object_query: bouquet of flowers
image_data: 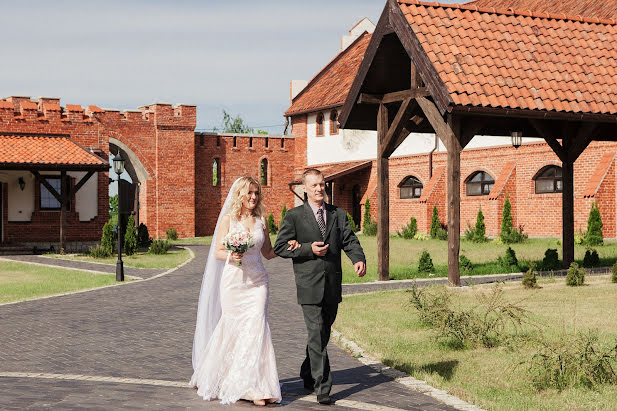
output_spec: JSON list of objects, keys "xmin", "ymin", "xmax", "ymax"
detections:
[{"xmin": 222, "ymin": 231, "xmax": 254, "ymax": 266}]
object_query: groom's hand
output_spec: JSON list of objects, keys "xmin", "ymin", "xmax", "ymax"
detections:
[
  {"xmin": 311, "ymin": 241, "xmax": 329, "ymax": 257},
  {"xmin": 354, "ymin": 261, "xmax": 366, "ymax": 277}
]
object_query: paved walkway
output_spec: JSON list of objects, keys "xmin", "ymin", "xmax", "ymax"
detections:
[{"xmin": 0, "ymin": 246, "xmax": 459, "ymax": 410}]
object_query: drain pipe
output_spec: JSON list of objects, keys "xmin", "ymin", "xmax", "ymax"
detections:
[{"xmin": 429, "ymin": 133, "xmax": 438, "ymax": 178}]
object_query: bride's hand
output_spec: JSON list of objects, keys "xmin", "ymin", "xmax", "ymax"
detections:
[
  {"xmin": 287, "ymin": 240, "xmax": 300, "ymax": 251},
  {"xmin": 229, "ymin": 251, "xmax": 244, "ymax": 263}
]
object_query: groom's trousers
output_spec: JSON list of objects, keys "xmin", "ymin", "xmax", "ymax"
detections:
[{"xmin": 300, "ymin": 301, "xmax": 339, "ymax": 397}]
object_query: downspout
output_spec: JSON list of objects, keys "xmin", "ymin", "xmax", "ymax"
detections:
[{"xmin": 429, "ymin": 133, "xmax": 438, "ymax": 178}]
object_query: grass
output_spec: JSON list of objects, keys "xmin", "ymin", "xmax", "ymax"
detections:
[
  {"xmin": 336, "ymin": 276, "xmax": 617, "ymax": 411},
  {"xmin": 170, "ymin": 236, "xmax": 213, "ymax": 245},
  {"xmin": 341, "ymin": 235, "xmax": 617, "ymax": 283},
  {"xmin": 50, "ymin": 247, "xmax": 191, "ymax": 269},
  {"xmin": 0, "ymin": 261, "xmax": 118, "ymax": 304}
]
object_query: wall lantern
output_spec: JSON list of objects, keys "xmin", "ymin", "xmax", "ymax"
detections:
[
  {"xmin": 18, "ymin": 177, "xmax": 26, "ymax": 191},
  {"xmin": 112, "ymin": 153, "xmax": 125, "ymax": 175},
  {"xmin": 511, "ymin": 131, "xmax": 523, "ymax": 149}
]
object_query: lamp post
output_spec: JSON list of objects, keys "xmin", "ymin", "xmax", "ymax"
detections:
[
  {"xmin": 113, "ymin": 153, "xmax": 125, "ymax": 282},
  {"xmin": 511, "ymin": 131, "xmax": 522, "ymax": 149}
]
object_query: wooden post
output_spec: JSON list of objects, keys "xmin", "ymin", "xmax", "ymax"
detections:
[
  {"xmin": 60, "ymin": 170, "xmax": 67, "ymax": 253},
  {"xmin": 446, "ymin": 115, "xmax": 462, "ymax": 286},
  {"xmin": 562, "ymin": 160, "xmax": 574, "ymax": 268},
  {"xmin": 377, "ymin": 103, "xmax": 389, "ymax": 281}
]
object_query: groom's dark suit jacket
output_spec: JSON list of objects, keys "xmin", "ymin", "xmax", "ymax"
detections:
[{"xmin": 274, "ymin": 202, "xmax": 365, "ymax": 305}]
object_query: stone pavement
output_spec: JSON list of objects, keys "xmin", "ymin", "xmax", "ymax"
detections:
[{"xmin": 0, "ymin": 246, "xmax": 459, "ymax": 410}]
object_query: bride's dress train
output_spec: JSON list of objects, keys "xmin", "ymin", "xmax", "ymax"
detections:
[{"xmin": 190, "ymin": 217, "xmax": 281, "ymax": 404}]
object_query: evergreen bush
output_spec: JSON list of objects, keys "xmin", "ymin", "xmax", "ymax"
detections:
[
  {"xmin": 473, "ymin": 208, "xmax": 487, "ymax": 243},
  {"xmin": 281, "ymin": 204, "xmax": 287, "ymax": 223},
  {"xmin": 611, "ymin": 262, "xmax": 617, "ymax": 283},
  {"xmin": 398, "ymin": 217, "xmax": 418, "ymax": 239},
  {"xmin": 124, "ymin": 215, "xmax": 138, "ymax": 256},
  {"xmin": 463, "ymin": 223, "xmax": 475, "ymax": 241},
  {"xmin": 459, "ymin": 254, "xmax": 473, "ymax": 273},
  {"xmin": 166, "ymin": 228, "xmax": 178, "ymax": 241},
  {"xmin": 362, "ymin": 198, "xmax": 377, "ymax": 236},
  {"xmin": 430, "ymin": 205, "xmax": 440, "ymax": 239},
  {"xmin": 566, "ymin": 262, "xmax": 585, "ymax": 286},
  {"xmin": 88, "ymin": 244, "xmax": 111, "ymax": 258},
  {"xmin": 347, "ymin": 212, "xmax": 360, "ymax": 233},
  {"xmin": 101, "ymin": 221, "xmax": 116, "ymax": 256},
  {"xmin": 541, "ymin": 249, "xmax": 560, "ymax": 271},
  {"xmin": 436, "ymin": 226, "xmax": 448, "ymax": 241},
  {"xmin": 500, "ymin": 196, "xmax": 514, "ymax": 242},
  {"xmin": 137, "ymin": 223, "xmax": 152, "ymax": 248},
  {"xmin": 267, "ymin": 212, "xmax": 278, "ymax": 234},
  {"xmin": 418, "ymin": 250, "xmax": 434, "ymax": 273},
  {"xmin": 583, "ymin": 249, "xmax": 600, "ymax": 268},
  {"xmin": 585, "ymin": 202, "xmax": 603, "ymax": 246},
  {"xmin": 498, "ymin": 247, "xmax": 519, "ymax": 269},
  {"xmin": 522, "ymin": 266, "xmax": 538, "ymax": 289},
  {"xmin": 149, "ymin": 239, "xmax": 171, "ymax": 255}
]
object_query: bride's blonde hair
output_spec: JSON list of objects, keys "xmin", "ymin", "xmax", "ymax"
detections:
[{"xmin": 230, "ymin": 176, "xmax": 265, "ymax": 220}]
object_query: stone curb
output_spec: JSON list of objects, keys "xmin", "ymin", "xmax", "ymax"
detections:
[
  {"xmin": 0, "ymin": 246, "xmax": 195, "ymax": 308},
  {"xmin": 331, "ymin": 329, "xmax": 485, "ymax": 411},
  {"xmin": 36, "ymin": 254, "xmax": 166, "ymax": 271},
  {"xmin": 0, "ymin": 257, "xmax": 143, "ymax": 279}
]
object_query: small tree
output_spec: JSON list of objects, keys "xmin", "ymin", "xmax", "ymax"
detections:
[
  {"xmin": 473, "ymin": 208, "xmax": 487, "ymax": 243},
  {"xmin": 582, "ymin": 249, "xmax": 600, "ymax": 267},
  {"xmin": 398, "ymin": 217, "xmax": 418, "ymax": 239},
  {"xmin": 101, "ymin": 221, "xmax": 116, "ymax": 255},
  {"xmin": 498, "ymin": 247, "xmax": 519, "ymax": 270},
  {"xmin": 522, "ymin": 265, "xmax": 538, "ymax": 289},
  {"xmin": 124, "ymin": 215, "xmax": 138, "ymax": 256},
  {"xmin": 585, "ymin": 202, "xmax": 603, "ymax": 246},
  {"xmin": 137, "ymin": 223, "xmax": 152, "ymax": 248},
  {"xmin": 430, "ymin": 205, "xmax": 440, "ymax": 239},
  {"xmin": 363, "ymin": 198, "xmax": 377, "ymax": 236},
  {"xmin": 347, "ymin": 212, "xmax": 360, "ymax": 233},
  {"xmin": 611, "ymin": 262, "xmax": 617, "ymax": 283},
  {"xmin": 459, "ymin": 254, "xmax": 473, "ymax": 273},
  {"xmin": 281, "ymin": 204, "xmax": 287, "ymax": 223},
  {"xmin": 166, "ymin": 228, "xmax": 178, "ymax": 241},
  {"xmin": 500, "ymin": 196, "xmax": 513, "ymax": 242},
  {"xmin": 267, "ymin": 212, "xmax": 278, "ymax": 234},
  {"xmin": 418, "ymin": 250, "xmax": 434, "ymax": 273},
  {"xmin": 566, "ymin": 262, "xmax": 585, "ymax": 286},
  {"xmin": 541, "ymin": 249, "xmax": 560, "ymax": 271}
]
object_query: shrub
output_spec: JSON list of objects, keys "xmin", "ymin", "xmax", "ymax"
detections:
[
  {"xmin": 267, "ymin": 212, "xmax": 278, "ymax": 234},
  {"xmin": 166, "ymin": 228, "xmax": 178, "ymax": 241},
  {"xmin": 362, "ymin": 198, "xmax": 377, "ymax": 236},
  {"xmin": 463, "ymin": 223, "xmax": 475, "ymax": 241},
  {"xmin": 473, "ymin": 208, "xmax": 487, "ymax": 242},
  {"xmin": 498, "ymin": 247, "xmax": 519, "ymax": 269},
  {"xmin": 500, "ymin": 195, "xmax": 514, "ymax": 242},
  {"xmin": 612, "ymin": 262, "xmax": 617, "ymax": 283},
  {"xmin": 418, "ymin": 250, "xmax": 434, "ymax": 273},
  {"xmin": 124, "ymin": 215, "xmax": 138, "ymax": 256},
  {"xmin": 149, "ymin": 239, "xmax": 171, "ymax": 254},
  {"xmin": 398, "ymin": 217, "xmax": 418, "ymax": 239},
  {"xmin": 413, "ymin": 232, "xmax": 429, "ymax": 241},
  {"xmin": 430, "ymin": 205, "xmax": 440, "ymax": 239},
  {"xmin": 137, "ymin": 223, "xmax": 152, "ymax": 248},
  {"xmin": 566, "ymin": 262, "xmax": 585, "ymax": 286},
  {"xmin": 280, "ymin": 204, "xmax": 287, "ymax": 223},
  {"xmin": 541, "ymin": 249, "xmax": 560, "ymax": 271},
  {"xmin": 585, "ymin": 202, "xmax": 603, "ymax": 246},
  {"xmin": 436, "ymin": 226, "xmax": 448, "ymax": 241},
  {"xmin": 574, "ymin": 229, "xmax": 586, "ymax": 245},
  {"xmin": 522, "ymin": 265, "xmax": 538, "ymax": 289},
  {"xmin": 459, "ymin": 254, "xmax": 473, "ymax": 273},
  {"xmin": 88, "ymin": 244, "xmax": 111, "ymax": 258},
  {"xmin": 583, "ymin": 249, "xmax": 600, "ymax": 268},
  {"xmin": 347, "ymin": 212, "xmax": 360, "ymax": 233},
  {"xmin": 101, "ymin": 220, "xmax": 116, "ymax": 255}
]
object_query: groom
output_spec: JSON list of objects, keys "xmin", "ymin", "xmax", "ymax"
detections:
[{"xmin": 274, "ymin": 168, "xmax": 366, "ymax": 405}]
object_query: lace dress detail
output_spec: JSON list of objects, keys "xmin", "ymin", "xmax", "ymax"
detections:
[{"xmin": 189, "ymin": 216, "xmax": 281, "ymax": 404}]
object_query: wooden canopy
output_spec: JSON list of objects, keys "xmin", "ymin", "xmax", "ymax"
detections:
[{"xmin": 339, "ymin": 0, "xmax": 617, "ymax": 285}]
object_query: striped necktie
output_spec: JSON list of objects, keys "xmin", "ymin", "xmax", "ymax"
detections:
[{"xmin": 317, "ymin": 208, "xmax": 326, "ymax": 239}]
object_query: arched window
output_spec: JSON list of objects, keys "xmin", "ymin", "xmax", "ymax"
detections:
[
  {"xmin": 399, "ymin": 176, "xmax": 423, "ymax": 199},
  {"xmin": 233, "ymin": 136, "xmax": 237, "ymax": 147},
  {"xmin": 330, "ymin": 110, "xmax": 338, "ymax": 134},
  {"xmin": 249, "ymin": 137, "xmax": 253, "ymax": 148},
  {"xmin": 534, "ymin": 165, "xmax": 562, "ymax": 193},
  {"xmin": 260, "ymin": 158, "xmax": 268, "ymax": 186},
  {"xmin": 212, "ymin": 159, "xmax": 220, "ymax": 186},
  {"xmin": 316, "ymin": 113, "xmax": 324, "ymax": 136},
  {"xmin": 466, "ymin": 171, "xmax": 494, "ymax": 196}
]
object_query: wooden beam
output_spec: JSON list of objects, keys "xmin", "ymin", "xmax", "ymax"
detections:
[
  {"xmin": 529, "ymin": 119, "xmax": 566, "ymax": 161},
  {"xmin": 446, "ymin": 114, "xmax": 462, "ymax": 287},
  {"xmin": 377, "ymin": 103, "xmax": 390, "ymax": 282},
  {"xmin": 31, "ymin": 170, "xmax": 62, "ymax": 203},
  {"xmin": 568, "ymin": 123, "xmax": 597, "ymax": 162},
  {"xmin": 416, "ymin": 96, "xmax": 456, "ymax": 152},
  {"xmin": 381, "ymin": 98, "xmax": 418, "ymax": 157},
  {"xmin": 358, "ymin": 93, "xmax": 383, "ymax": 104},
  {"xmin": 69, "ymin": 170, "xmax": 96, "ymax": 198},
  {"xmin": 358, "ymin": 88, "xmax": 429, "ymax": 105},
  {"xmin": 460, "ymin": 117, "xmax": 486, "ymax": 148},
  {"xmin": 562, "ymin": 159, "xmax": 574, "ymax": 269},
  {"xmin": 60, "ymin": 170, "xmax": 67, "ymax": 253}
]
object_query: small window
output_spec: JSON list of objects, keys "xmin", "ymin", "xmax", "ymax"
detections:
[
  {"xmin": 316, "ymin": 113, "xmax": 324, "ymax": 136},
  {"xmin": 399, "ymin": 176, "xmax": 423, "ymax": 199},
  {"xmin": 465, "ymin": 171, "xmax": 494, "ymax": 196},
  {"xmin": 330, "ymin": 110, "xmax": 338, "ymax": 134},
  {"xmin": 40, "ymin": 177, "xmax": 70, "ymax": 210},
  {"xmin": 212, "ymin": 159, "xmax": 220, "ymax": 186},
  {"xmin": 216, "ymin": 135, "xmax": 220, "ymax": 147},
  {"xmin": 260, "ymin": 158, "xmax": 268, "ymax": 186},
  {"xmin": 233, "ymin": 136, "xmax": 237, "ymax": 148},
  {"xmin": 249, "ymin": 137, "xmax": 253, "ymax": 148},
  {"xmin": 281, "ymin": 138, "xmax": 285, "ymax": 149},
  {"xmin": 534, "ymin": 165, "xmax": 562, "ymax": 194},
  {"xmin": 265, "ymin": 137, "xmax": 269, "ymax": 148},
  {"xmin": 199, "ymin": 135, "xmax": 204, "ymax": 147}
]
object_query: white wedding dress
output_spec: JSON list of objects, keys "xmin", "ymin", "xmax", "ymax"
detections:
[{"xmin": 190, "ymin": 216, "xmax": 281, "ymax": 404}]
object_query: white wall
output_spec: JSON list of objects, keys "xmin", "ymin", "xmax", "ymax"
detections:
[
  {"xmin": 71, "ymin": 171, "xmax": 98, "ymax": 221},
  {"xmin": 0, "ymin": 171, "xmax": 35, "ymax": 221}
]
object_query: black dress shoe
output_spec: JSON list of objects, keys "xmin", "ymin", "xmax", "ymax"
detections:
[{"xmin": 316, "ymin": 394, "xmax": 333, "ymax": 405}]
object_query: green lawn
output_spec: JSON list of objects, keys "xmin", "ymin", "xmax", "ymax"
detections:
[
  {"xmin": 0, "ymin": 261, "xmax": 118, "ymax": 304},
  {"xmin": 170, "ymin": 236, "xmax": 213, "ymax": 245},
  {"xmin": 341, "ymin": 235, "xmax": 617, "ymax": 283},
  {"xmin": 336, "ymin": 276, "xmax": 617, "ymax": 410},
  {"xmin": 51, "ymin": 247, "xmax": 191, "ymax": 269}
]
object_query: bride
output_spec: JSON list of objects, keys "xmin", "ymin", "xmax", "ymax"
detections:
[{"xmin": 190, "ymin": 176, "xmax": 298, "ymax": 405}]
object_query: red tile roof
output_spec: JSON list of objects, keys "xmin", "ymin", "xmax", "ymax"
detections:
[
  {"xmin": 0, "ymin": 135, "xmax": 108, "ymax": 170},
  {"xmin": 291, "ymin": 160, "xmax": 372, "ymax": 184},
  {"xmin": 488, "ymin": 161, "xmax": 516, "ymax": 200},
  {"xmin": 398, "ymin": 0, "xmax": 617, "ymax": 115},
  {"xmin": 285, "ymin": 34, "xmax": 371, "ymax": 116},
  {"xmin": 583, "ymin": 151, "xmax": 616, "ymax": 197},
  {"xmin": 469, "ymin": 0, "xmax": 617, "ymax": 20}
]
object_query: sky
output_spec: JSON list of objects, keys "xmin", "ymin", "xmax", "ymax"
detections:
[{"xmin": 0, "ymin": 0, "xmax": 460, "ymax": 135}]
